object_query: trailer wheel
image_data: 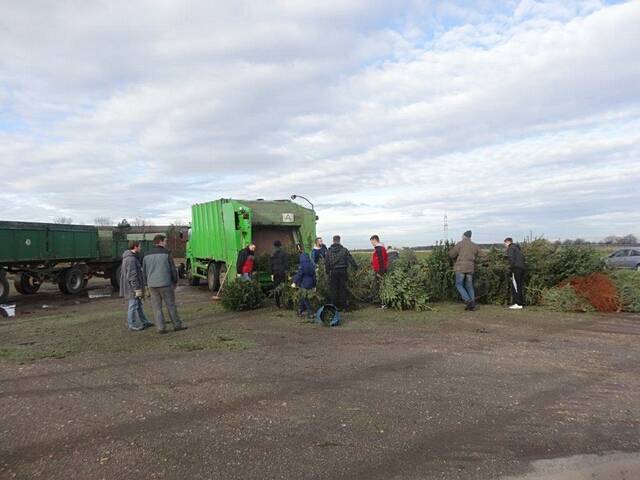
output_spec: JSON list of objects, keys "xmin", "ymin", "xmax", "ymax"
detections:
[
  {"xmin": 187, "ymin": 263, "xmax": 200, "ymax": 286},
  {"xmin": 207, "ymin": 263, "xmax": 219, "ymax": 292},
  {"xmin": 0, "ymin": 273, "xmax": 9, "ymax": 303},
  {"xmin": 14, "ymin": 273, "xmax": 41, "ymax": 295},
  {"xmin": 61, "ymin": 267, "xmax": 85, "ymax": 295},
  {"xmin": 110, "ymin": 265, "xmax": 122, "ymax": 290},
  {"xmin": 14, "ymin": 277, "xmax": 26, "ymax": 294}
]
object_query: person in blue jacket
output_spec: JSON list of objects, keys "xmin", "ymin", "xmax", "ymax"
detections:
[
  {"xmin": 292, "ymin": 248, "xmax": 317, "ymax": 318},
  {"xmin": 311, "ymin": 237, "xmax": 328, "ymax": 264}
]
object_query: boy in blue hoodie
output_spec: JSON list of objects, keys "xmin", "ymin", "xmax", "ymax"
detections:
[{"xmin": 292, "ymin": 248, "xmax": 317, "ymax": 319}]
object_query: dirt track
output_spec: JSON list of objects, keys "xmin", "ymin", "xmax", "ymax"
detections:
[{"xmin": 1, "ymin": 281, "xmax": 639, "ymax": 479}]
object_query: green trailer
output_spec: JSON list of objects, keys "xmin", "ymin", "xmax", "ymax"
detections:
[
  {"xmin": 185, "ymin": 199, "xmax": 317, "ymax": 290},
  {"xmin": 0, "ymin": 221, "xmax": 154, "ymax": 303}
]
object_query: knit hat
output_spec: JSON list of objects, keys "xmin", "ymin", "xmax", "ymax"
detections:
[
  {"xmin": 463, "ymin": 230, "xmax": 472, "ymax": 238},
  {"xmin": 274, "ymin": 240, "xmax": 282, "ymax": 247}
]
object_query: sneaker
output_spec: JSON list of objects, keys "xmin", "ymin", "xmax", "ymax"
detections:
[
  {"xmin": 143, "ymin": 322, "xmax": 154, "ymax": 329},
  {"xmin": 468, "ymin": 302, "xmax": 476, "ymax": 311},
  {"xmin": 509, "ymin": 304, "xmax": 523, "ymax": 310},
  {"xmin": 174, "ymin": 326, "xmax": 188, "ymax": 332},
  {"xmin": 129, "ymin": 326, "xmax": 144, "ymax": 331},
  {"xmin": 377, "ymin": 305, "xmax": 387, "ymax": 310},
  {"xmin": 157, "ymin": 329, "xmax": 168, "ymax": 334}
]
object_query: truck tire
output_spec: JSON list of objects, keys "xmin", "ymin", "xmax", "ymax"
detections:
[
  {"xmin": 216, "ymin": 262, "xmax": 227, "ymax": 291},
  {"xmin": 110, "ymin": 265, "xmax": 122, "ymax": 290},
  {"xmin": 207, "ymin": 262, "xmax": 219, "ymax": 292},
  {"xmin": 14, "ymin": 273, "xmax": 41, "ymax": 295},
  {"xmin": 187, "ymin": 263, "xmax": 200, "ymax": 286},
  {"xmin": 61, "ymin": 267, "xmax": 85, "ymax": 295},
  {"xmin": 0, "ymin": 272, "xmax": 9, "ymax": 303}
]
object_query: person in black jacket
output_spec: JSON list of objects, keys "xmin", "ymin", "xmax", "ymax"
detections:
[
  {"xmin": 324, "ymin": 235, "xmax": 358, "ymax": 310},
  {"xmin": 504, "ymin": 237, "xmax": 526, "ymax": 309},
  {"xmin": 270, "ymin": 240, "xmax": 289, "ymax": 307}
]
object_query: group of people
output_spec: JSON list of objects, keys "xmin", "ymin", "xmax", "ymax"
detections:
[
  {"xmin": 448, "ymin": 230, "xmax": 526, "ymax": 310},
  {"xmin": 233, "ymin": 235, "xmax": 393, "ymax": 317},
  {"xmin": 119, "ymin": 234, "xmax": 187, "ymax": 333},
  {"xmin": 120, "ymin": 230, "xmax": 526, "ymax": 331}
]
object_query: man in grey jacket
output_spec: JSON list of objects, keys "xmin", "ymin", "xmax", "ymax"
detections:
[
  {"xmin": 120, "ymin": 241, "xmax": 153, "ymax": 331},
  {"xmin": 143, "ymin": 234, "xmax": 186, "ymax": 334},
  {"xmin": 448, "ymin": 230, "xmax": 482, "ymax": 311}
]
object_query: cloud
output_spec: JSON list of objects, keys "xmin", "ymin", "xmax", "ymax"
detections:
[{"xmin": 1, "ymin": 0, "xmax": 639, "ymax": 247}]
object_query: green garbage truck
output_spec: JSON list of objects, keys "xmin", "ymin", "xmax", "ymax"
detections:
[
  {"xmin": 185, "ymin": 199, "xmax": 317, "ymax": 290},
  {"xmin": 0, "ymin": 221, "xmax": 153, "ymax": 303}
]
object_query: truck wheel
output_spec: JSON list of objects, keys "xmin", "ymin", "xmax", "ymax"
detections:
[
  {"xmin": 110, "ymin": 265, "xmax": 122, "ymax": 290},
  {"xmin": 216, "ymin": 262, "xmax": 227, "ymax": 291},
  {"xmin": 14, "ymin": 273, "xmax": 41, "ymax": 295},
  {"xmin": 187, "ymin": 263, "xmax": 200, "ymax": 286},
  {"xmin": 61, "ymin": 267, "xmax": 85, "ymax": 295},
  {"xmin": 207, "ymin": 263, "xmax": 219, "ymax": 291},
  {"xmin": 0, "ymin": 273, "xmax": 9, "ymax": 303}
]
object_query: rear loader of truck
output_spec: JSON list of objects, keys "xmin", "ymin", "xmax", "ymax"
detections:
[{"xmin": 185, "ymin": 199, "xmax": 317, "ymax": 291}]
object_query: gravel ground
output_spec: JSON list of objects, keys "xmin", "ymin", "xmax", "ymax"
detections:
[{"xmin": 1, "ymin": 280, "xmax": 639, "ymax": 479}]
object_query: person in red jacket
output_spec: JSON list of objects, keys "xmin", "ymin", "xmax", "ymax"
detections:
[
  {"xmin": 370, "ymin": 235, "xmax": 389, "ymax": 309},
  {"xmin": 236, "ymin": 244, "xmax": 256, "ymax": 280}
]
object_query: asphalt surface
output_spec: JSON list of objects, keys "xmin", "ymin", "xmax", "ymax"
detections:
[{"xmin": 1, "ymin": 282, "xmax": 639, "ymax": 479}]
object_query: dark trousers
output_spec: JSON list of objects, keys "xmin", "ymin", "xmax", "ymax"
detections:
[
  {"xmin": 511, "ymin": 268, "xmax": 526, "ymax": 305},
  {"xmin": 298, "ymin": 289, "xmax": 312, "ymax": 315},
  {"xmin": 149, "ymin": 286, "xmax": 181, "ymax": 331},
  {"xmin": 329, "ymin": 269, "xmax": 348, "ymax": 310},
  {"xmin": 273, "ymin": 272, "xmax": 286, "ymax": 307},
  {"xmin": 373, "ymin": 272, "xmax": 384, "ymax": 304}
]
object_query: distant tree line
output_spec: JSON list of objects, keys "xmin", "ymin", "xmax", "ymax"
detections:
[{"xmin": 557, "ymin": 234, "xmax": 638, "ymax": 245}]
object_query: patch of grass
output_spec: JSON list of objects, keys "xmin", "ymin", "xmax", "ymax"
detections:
[{"xmin": 0, "ymin": 302, "xmax": 250, "ymax": 363}]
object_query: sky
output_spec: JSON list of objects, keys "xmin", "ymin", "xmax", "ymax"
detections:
[{"xmin": 1, "ymin": 0, "xmax": 639, "ymax": 248}]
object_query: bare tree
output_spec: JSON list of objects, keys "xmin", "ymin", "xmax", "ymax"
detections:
[
  {"xmin": 620, "ymin": 234, "xmax": 638, "ymax": 245},
  {"xmin": 53, "ymin": 216, "xmax": 73, "ymax": 224},
  {"xmin": 94, "ymin": 216, "xmax": 113, "ymax": 226},
  {"xmin": 132, "ymin": 217, "xmax": 154, "ymax": 228}
]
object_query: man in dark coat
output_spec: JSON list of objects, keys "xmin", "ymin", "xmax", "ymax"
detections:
[
  {"xmin": 270, "ymin": 240, "xmax": 289, "ymax": 307},
  {"xmin": 504, "ymin": 237, "xmax": 526, "ymax": 309},
  {"xmin": 311, "ymin": 237, "xmax": 328, "ymax": 264},
  {"xmin": 120, "ymin": 241, "xmax": 153, "ymax": 331},
  {"xmin": 324, "ymin": 235, "xmax": 358, "ymax": 310}
]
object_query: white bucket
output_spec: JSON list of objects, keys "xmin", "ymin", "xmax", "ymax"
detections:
[{"xmin": 0, "ymin": 304, "xmax": 16, "ymax": 317}]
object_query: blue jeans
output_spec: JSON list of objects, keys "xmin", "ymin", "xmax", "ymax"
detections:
[
  {"xmin": 127, "ymin": 298, "xmax": 150, "ymax": 329},
  {"xmin": 455, "ymin": 273, "xmax": 475, "ymax": 303}
]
